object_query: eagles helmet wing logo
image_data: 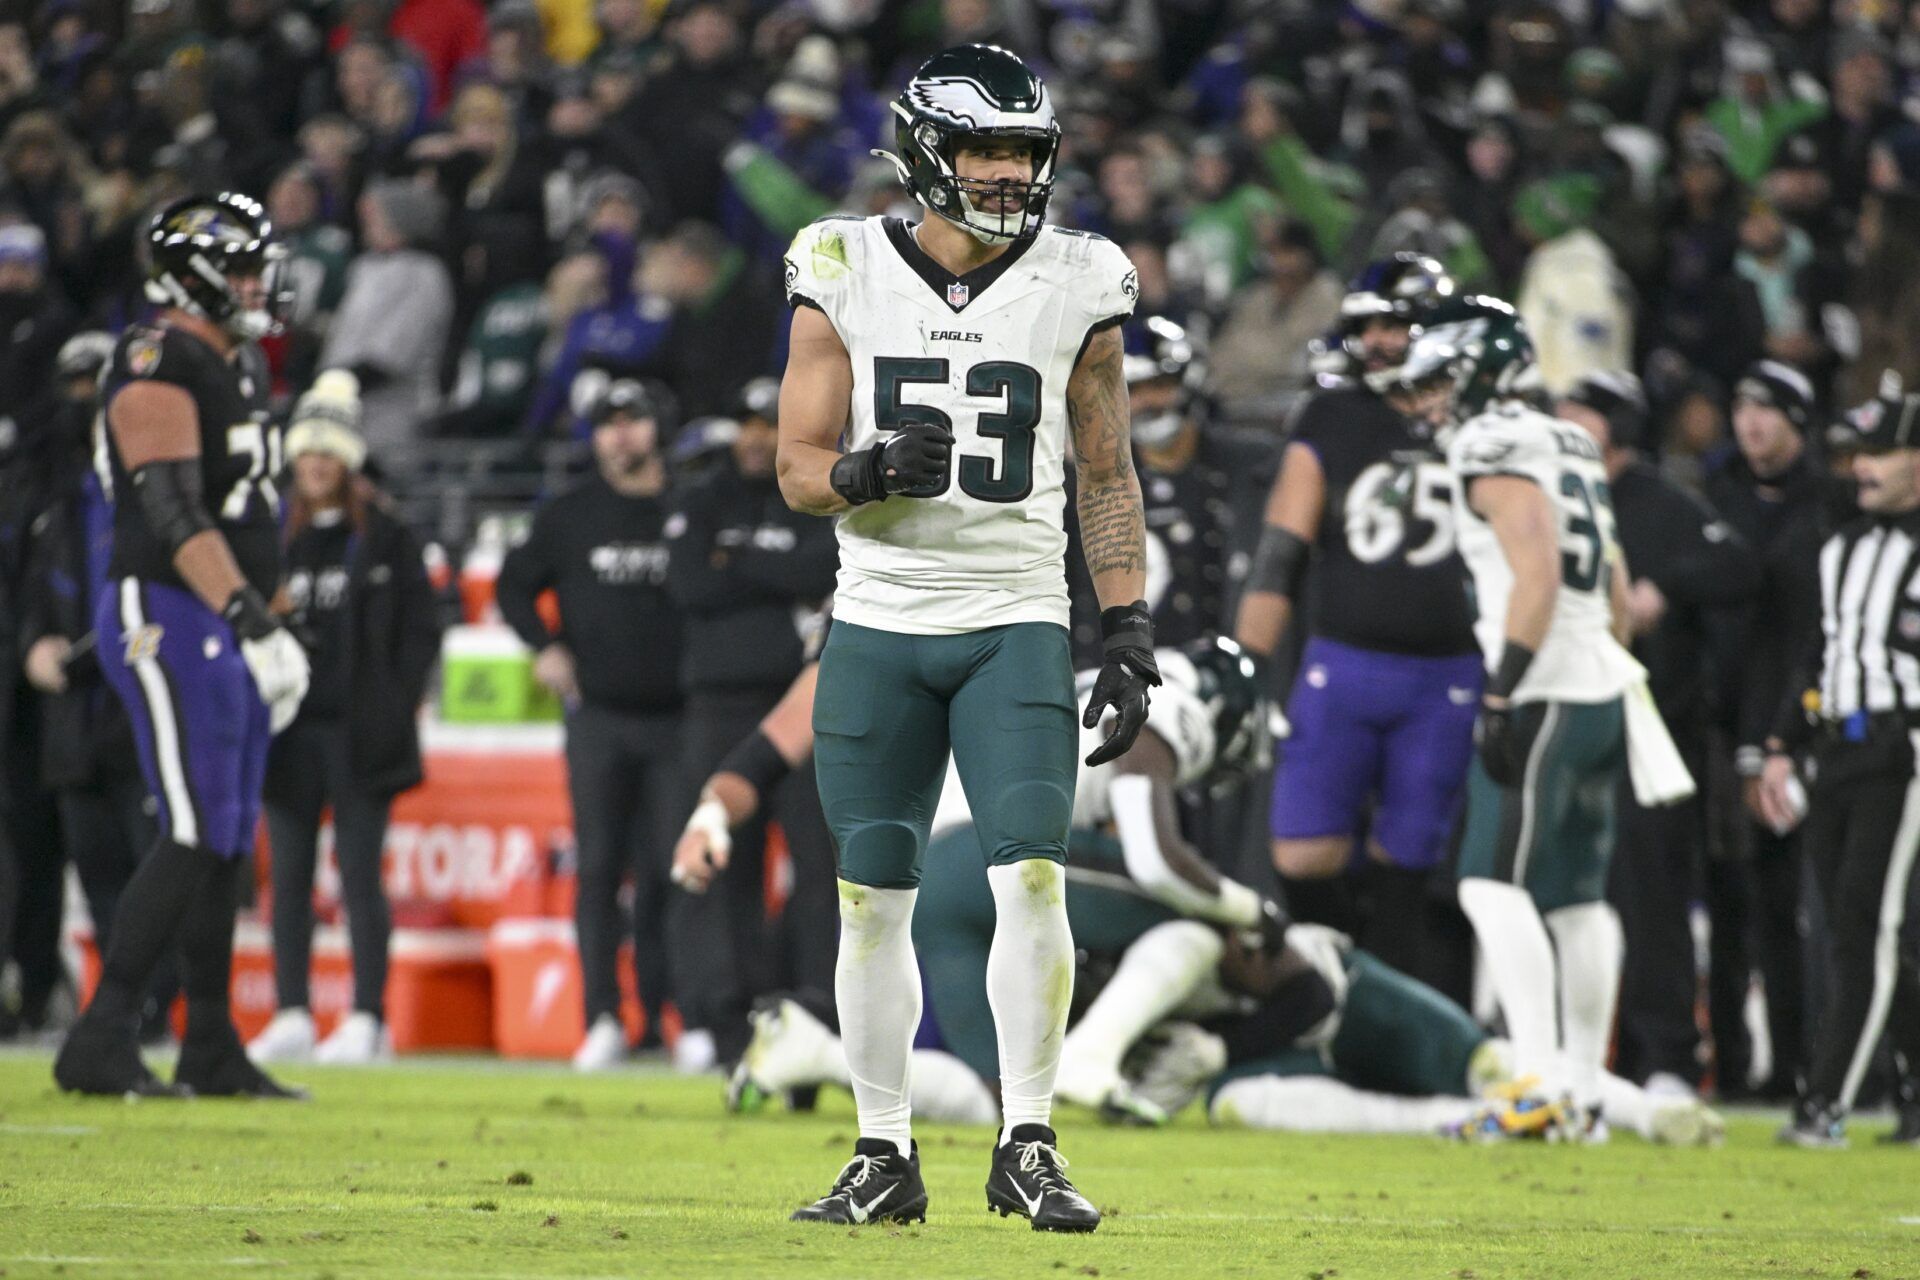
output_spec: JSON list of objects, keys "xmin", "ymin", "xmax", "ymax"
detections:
[{"xmin": 904, "ymin": 74, "xmax": 1045, "ymax": 130}]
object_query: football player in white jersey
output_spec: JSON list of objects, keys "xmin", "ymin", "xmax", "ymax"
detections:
[
  {"xmin": 774, "ymin": 45, "xmax": 1154, "ymax": 1230},
  {"xmin": 1384, "ymin": 297, "xmax": 1643, "ymax": 1133}
]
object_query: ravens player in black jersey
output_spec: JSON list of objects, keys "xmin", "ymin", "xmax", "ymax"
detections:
[
  {"xmin": 53, "ymin": 193, "xmax": 311, "ymax": 1099},
  {"xmin": 1233, "ymin": 254, "xmax": 1480, "ymax": 991}
]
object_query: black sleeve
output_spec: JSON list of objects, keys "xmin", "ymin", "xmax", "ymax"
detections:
[
  {"xmin": 16, "ymin": 509, "xmax": 56, "ymax": 656},
  {"xmin": 1637, "ymin": 487, "xmax": 1762, "ymax": 609},
  {"xmin": 106, "ymin": 327, "xmax": 198, "ymax": 394},
  {"xmin": 495, "ymin": 503, "xmax": 560, "ymax": 650},
  {"xmin": 386, "ymin": 519, "xmax": 444, "ymax": 705},
  {"xmin": 727, "ymin": 513, "xmax": 839, "ymax": 600},
  {"xmin": 1749, "ymin": 524, "xmax": 1829, "ymax": 750},
  {"xmin": 1280, "ymin": 392, "xmax": 1341, "ymax": 466},
  {"xmin": 663, "ymin": 488, "xmax": 745, "ymax": 614}
]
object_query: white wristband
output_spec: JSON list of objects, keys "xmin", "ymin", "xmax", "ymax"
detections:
[{"xmin": 686, "ymin": 793, "xmax": 732, "ymax": 859}]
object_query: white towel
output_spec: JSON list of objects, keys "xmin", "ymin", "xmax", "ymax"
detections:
[{"xmin": 1624, "ymin": 677, "xmax": 1696, "ymax": 807}]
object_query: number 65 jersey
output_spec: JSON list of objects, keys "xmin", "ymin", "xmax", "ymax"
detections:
[
  {"xmin": 99, "ymin": 322, "xmax": 282, "ymax": 598},
  {"xmin": 1447, "ymin": 402, "xmax": 1642, "ymax": 704},
  {"xmin": 785, "ymin": 215, "xmax": 1136, "ymax": 635}
]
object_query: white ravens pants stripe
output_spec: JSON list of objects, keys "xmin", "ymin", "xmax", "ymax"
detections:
[
  {"xmin": 1838, "ymin": 729, "xmax": 1920, "ymax": 1111},
  {"xmin": 119, "ymin": 577, "xmax": 199, "ymax": 847}
]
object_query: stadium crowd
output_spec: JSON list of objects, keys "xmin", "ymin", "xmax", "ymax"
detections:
[{"xmin": 1, "ymin": 0, "xmax": 1919, "ymax": 1132}]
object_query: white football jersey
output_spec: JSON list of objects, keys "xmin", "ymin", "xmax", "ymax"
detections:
[
  {"xmin": 785, "ymin": 215, "xmax": 1137, "ymax": 635},
  {"xmin": 1447, "ymin": 403, "xmax": 1643, "ymax": 703},
  {"xmin": 929, "ymin": 650, "xmax": 1217, "ymax": 834}
]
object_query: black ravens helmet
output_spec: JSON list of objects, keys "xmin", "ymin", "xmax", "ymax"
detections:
[
  {"xmin": 1123, "ymin": 316, "xmax": 1208, "ymax": 447},
  {"xmin": 877, "ymin": 44, "xmax": 1060, "ymax": 244},
  {"xmin": 144, "ymin": 192, "xmax": 291, "ymax": 340},
  {"xmin": 1180, "ymin": 635, "xmax": 1273, "ymax": 791},
  {"xmin": 1340, "ymin": 252, "xmax": 1456, "ymax": 383}
]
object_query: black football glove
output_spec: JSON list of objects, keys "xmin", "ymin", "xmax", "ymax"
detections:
[
  {"xmin": 1083, "ymin": 600, "xmax": 1162, "ymax": 767},
  {"xmin": 1474, "ymin": 700, "xmax": 1524, "ymax": 787},
  {"xmin": 1256, "ymin": 895, "xmax": 1292, "ymax": 956},
  {"xmin": 830, "ymin": 420, "xmax": 955, "ymax": 504}
]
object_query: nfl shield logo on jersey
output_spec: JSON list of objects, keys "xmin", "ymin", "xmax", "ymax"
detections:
[{"xmin": 947, "ymin": 281, "xmax": 969, "ymax": 308}]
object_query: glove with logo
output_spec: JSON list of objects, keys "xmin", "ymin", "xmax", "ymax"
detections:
[
  {"xmin": 830, "ymin": 420, "xmax": 955, "ymax": 504},
  {"xmin": 1084, "ymin": 601, "xmax": 1162, "ymax": 766},
  {"xmin": 224, "ymin": 586, "xmax": 311, "ymax": 733}
]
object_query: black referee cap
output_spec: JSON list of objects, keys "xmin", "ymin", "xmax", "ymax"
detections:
[
  {"xmin": 1563, "ymin": 368, "xmax": 1648, "ymax": 450},
  {"xmin": 1843, "ymin": 371, "xmax": 1920, "ymax": 455},
  {"xmin": 1733, "ymin": 359, "xmax": 1815, "ymax": 430}
]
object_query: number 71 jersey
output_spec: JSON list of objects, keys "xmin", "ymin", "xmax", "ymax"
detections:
[
  {"xmin": 785, "ymin": 215, "xmax": 1137, "ymax": 635},
  {"xmin": 1447, "ymin": 402, "xmax": 1642, "ymax": 703},
  {"xmin": 100, "ymin": 322, "xmax": 284, "ymax": 599}
]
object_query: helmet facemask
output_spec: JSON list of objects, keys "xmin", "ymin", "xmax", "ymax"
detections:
[{"xmin": 891, "ymin": 110, "xmax": 1057, "ymax": 244}]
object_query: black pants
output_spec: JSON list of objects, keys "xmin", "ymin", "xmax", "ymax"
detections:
[
  {"xmin": 58, "ymin": 771, "xmax": 177, "ymax": 1025},
  {"xmin": 675, "ymin": 687, "xmax": 836, "ymax": 1052},
  {"xmin": 563, "ymin": 701, "xmax": 683, "ymax": 1028},
  {"xmin": 263, "ymin": 718, "xmax": 393, "ymax": 1018},
  {"xmin": 3, "ymin": 682, "xmax": 63, "ymax": 1021},
  {"xmin": 1797, "ymin": 742, "xmax": 1920, "ymax": 1113},
  {"xmin": 1700, "ymin": 734, "xmax": 1807, "ymax": 1096},
  {"xmin": 1609, "ymin": 730, "xmax": 1707, "ymax": 1085}
]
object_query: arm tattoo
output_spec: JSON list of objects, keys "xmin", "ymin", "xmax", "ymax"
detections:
[{"xmin": 1069, "ymin": 325, "xmax": 1146, "ymax": 580}]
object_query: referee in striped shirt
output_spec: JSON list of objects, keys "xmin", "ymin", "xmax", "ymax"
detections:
[{"xmin": 1757, "ymin": 381, "xmax": 1920, "ymax": 1147}]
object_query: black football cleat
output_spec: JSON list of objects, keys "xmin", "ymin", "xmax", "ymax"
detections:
[
  {"xmin": 1877, "ymin": 1101, "xmax": 1920, "ymax": 1146},
  {"xmin": 54, "ymin": 1015, "xmax": 190, "ymax": 1098},
  {"xmin": 1776, "ymin": 1096, "xmax": 1847, "ymax": 1148},
  {"xmin": 176, "ymin": 1029, "xmax": 309, "ymax": 1100},
  {"xmin": 986, "ymin": 1124, "xmax": 1101, "ymax": 1233},
  {"xmin": 790, "ymin": 1138, "xmax": 927, "ymax": 1225}
]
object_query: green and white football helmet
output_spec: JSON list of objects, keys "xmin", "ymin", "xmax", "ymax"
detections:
[
  {"xmin": 1391, "ymin": 295, "xmax": 1544, "ymax": 422},
  {"xmin": 877, "ymin": 44, "xmax": 1060, "ymax": 245}
]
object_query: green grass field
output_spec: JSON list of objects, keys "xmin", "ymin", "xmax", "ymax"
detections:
[{"xmin": 1, "ymin": 1052, "xmax": 1915, "ymax": 1279}]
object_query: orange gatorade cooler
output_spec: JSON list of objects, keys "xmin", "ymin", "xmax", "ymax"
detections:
[
  {"xmin": 385, "ymin": 928, "xmax": 493, "ymax": 1052},
  {"xmin": 487, "ymin": 918, "xmax": 647, "ymax": 1058}
]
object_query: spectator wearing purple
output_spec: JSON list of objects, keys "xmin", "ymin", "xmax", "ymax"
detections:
[{"xmin": 722, "ymin": 36, "xmax": 866, "ymax": 263}]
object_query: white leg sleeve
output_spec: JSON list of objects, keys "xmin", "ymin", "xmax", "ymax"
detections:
[
  {"xmin": 909, "ymin": 1049, "xmax": 1000, "ymax": 1126},
  {"xmin": 986, "ymin": 860, "xmax": 1075, "ymax": 1145},
  {"xmin": 834, "ymin": 880, "xmax": 920, "ymax": 1151},
  {"xmin": 1458, "ymin": 878, "xmax": 1561, "ymax": 1084},
  {"xmin": 1210, "ymin": 1075, "xmax": 1478, "ymax": 1134},
  {"xmin": 1546, "ymin": 901, "xmax": 1625, "ymax": 1112},
  {"xmin": 1057, "ymin": 921, "xmax": 1223, "ymax": 1107}
]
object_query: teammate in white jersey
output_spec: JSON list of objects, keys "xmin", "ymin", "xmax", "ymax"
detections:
[
  {"xmin": 774, "ymin": 45, "xmax": 1155, "ymax": 1231},
  {"xmin": 1384, "ymin": 296, "xmax": 1641, "ymax": 1131}
]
